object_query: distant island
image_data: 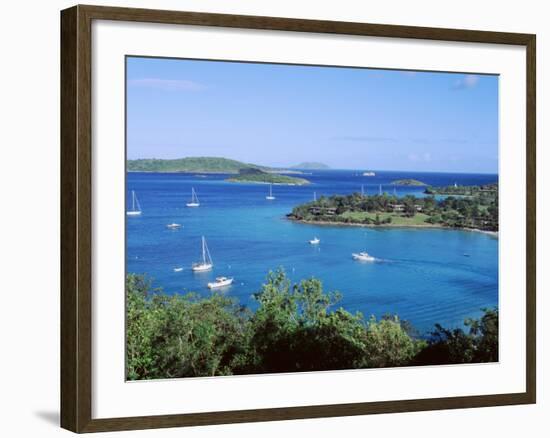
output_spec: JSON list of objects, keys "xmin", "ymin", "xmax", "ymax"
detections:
[
  {"xmin": 227, "ymin": 168, "xmax": 310, "ymax": 185},
  {"xmin": 291, "ymin": 162, "xmax": 330, "ymax": 170},
  {"xmin": 391, "ymin": 179, "xmax": 427, "ymax": 186},
  {"xmin": 127, "ymin": 157, "xmax": 269, "ymax": 174},
  {"xmin": 287, "ymin": 184, "xmax": 498, "ymax": 232}
]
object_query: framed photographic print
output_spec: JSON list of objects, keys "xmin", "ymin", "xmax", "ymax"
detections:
[{"xmin": 60, "ymin": 4, "xmax": 536, "ymax": 433}]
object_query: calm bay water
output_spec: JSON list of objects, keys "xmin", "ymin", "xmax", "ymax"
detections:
[{"xmin": 126, "ymin": 170, "xmax": 498, "ymax": 334}]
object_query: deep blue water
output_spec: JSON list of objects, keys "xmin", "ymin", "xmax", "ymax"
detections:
[{"xmin": 126, "ymin": 170, "xmax": 498, "ymax": 334}]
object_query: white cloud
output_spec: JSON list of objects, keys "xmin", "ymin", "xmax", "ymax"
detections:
[
  {"xmin": 129, "ymin": 78, "xmax": 206, "ymax": 91},
  {"xmin": 452, "ymin": 74, "xmax": 480, "ymax": 90}
]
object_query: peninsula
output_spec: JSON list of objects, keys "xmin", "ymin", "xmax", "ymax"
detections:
[
  {"xmin": 425, "ymin": 182, "xmax": 498, "ymax": 196},
  {"xmin": 287, "ymin": 184, "xmax": 498, "ymax": 231},
  {"xmin": 227, "ymin": 168, "xmax": 310, "ymax": 185}
]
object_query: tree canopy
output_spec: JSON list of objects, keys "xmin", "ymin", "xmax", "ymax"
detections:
[{"xmin": 127, "ymin": 271, "xmax": 499, "ymax": 380}]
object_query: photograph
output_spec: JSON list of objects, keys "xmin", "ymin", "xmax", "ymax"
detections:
[{"xmin": 125, "ymin": 56, "xmax": 499, "ymax": 380}]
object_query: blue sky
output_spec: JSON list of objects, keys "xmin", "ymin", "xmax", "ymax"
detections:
[{"xmin": 127, "ymin": 56, "xmax": 498, "ymax": 173}]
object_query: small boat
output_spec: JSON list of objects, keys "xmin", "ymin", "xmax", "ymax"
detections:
[
  {"xmin": 186, "ymin": 187, "xmax": 200, "ymax": 207},
  {"xmin": 266, "ymin": 184, "xmax": 276, "ymax": 200},
  {"xmin": 173, "ymin": 267, "xmax": 183, "ymax": 272},
  {"xmin": 363, "ymin": 171, "xmax": 376, "ymax": 176},
  {"xmin": 192, "ymin": 236, "xmax": 213, "ymax": 272},
  {"xmin": 208, "ymin": 276, "xmax": 234, "ymax": 289},
  {"xmin": 126, "ymin": 190, "xmax": 142, "ymax": 216},
  {"xmin": 309, "ymin": 237, "xmax": 320, "ymax": 245},
  {"xmin": 166, "ymin": 223, "xmax": 182, "ymax": 229},
  {"xmin": 352, "ymin": 252, "xmax": 375, "ymax": 262}
]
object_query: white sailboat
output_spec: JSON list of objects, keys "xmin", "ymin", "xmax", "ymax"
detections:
[
  {"xmin": 208, "ymin": 276, "xmax": 234, "ymax": 289},
  {"xmin": 166, "ymin": 223, "xmax": 182, "ymax": 229},
  {"xmin": 192, "ymin": 236, "xmax": 213, "ymax": 272},
  {"xmin": 309, "ymin": 237, "xmax": 320, "ymax": 245},
  {"xmin": 126, "ymin": 190, "xmax": 142, "ymax": 216},
  {"xmin": 266, "ymin": 184, "xmax": 276, "ymax": 200},
  {"xmin": 186, "ymin": 188, "xmax": 200, "ymax": 207}
]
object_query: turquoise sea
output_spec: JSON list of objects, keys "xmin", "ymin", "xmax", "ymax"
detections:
[{"xmin": 126, "ymin": 170, "xmax": 498, "ymax": 335}]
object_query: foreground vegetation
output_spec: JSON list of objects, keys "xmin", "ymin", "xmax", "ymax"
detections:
[
  {"xmin": 127, "ymin": 271, "xmax": 498, "ymax": 380},
  {"xmin": 127, "ymin": 157, "xmax": 269, "ymax": 174},
  {"xmin": 288, "ymin": 184, "xmax": 498, "ymax": 231},
  {"xmin": 227, "ymin": 168, "xmax": 310, "ymax": 185}
]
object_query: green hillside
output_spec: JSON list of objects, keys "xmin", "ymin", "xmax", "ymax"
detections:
[
  {"xmin": 127, "ymin": 157, "xmax": 268, "ymax": 174},
  {"xmin": 291, "ymin": 162, "xmax": 330, "ymax": 169}
]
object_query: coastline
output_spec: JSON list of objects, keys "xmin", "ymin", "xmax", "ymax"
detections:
[{"xmin": 288, "ymin": 218, "xmax": 498, "ymax": 237}]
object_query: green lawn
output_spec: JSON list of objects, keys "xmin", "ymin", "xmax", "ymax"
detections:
[{"xmin": 340, "ymin": 211, "xmax": 431, "ymax": 225}]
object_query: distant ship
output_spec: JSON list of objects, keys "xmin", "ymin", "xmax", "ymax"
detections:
[
  {"xmin": 166, "ymin": 223, "xmax": 182, "ymax": 229},
  {"xmin": 186, "ymin": 187, "xmax": 200, "ymax": 207},
  {"xmin": 363, "ymin": 171, "xmax": 376, "ymax": 176},
  {"xmin": 126, "ymin": 190, "xmax": 142, "ymax": 216},
  {"xmin": 309, "ymin": 237, "xmax": 320, "ymax": 245}
]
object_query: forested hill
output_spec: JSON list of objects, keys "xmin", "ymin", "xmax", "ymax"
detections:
[
  {"xmin": 127, "ymin": 157, "xmax": 269, "ymax": 174},
  {"xmin": 291, "ymin": 162, "xmax": 330, "ymax": 169}
]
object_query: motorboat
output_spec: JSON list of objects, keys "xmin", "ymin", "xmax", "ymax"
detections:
[
  {"xmin": 352, "ymin": 252, "xmax": 375, "ymax": 262},
  {"xmin": 208, "ymin": 276, "xmax": 234, "ymax": 289}
]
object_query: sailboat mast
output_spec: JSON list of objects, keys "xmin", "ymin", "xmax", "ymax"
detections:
[
  {"xmin": 131, "ymin": 191, "xmax": 136, "ymax": 211},
  {"xmin": 202, "ymin": 236, "xmax": 206, "ymax": 264},
  {"xmin": 361, "ymin": 185, "xmax": 364, "ymax": 197},
  {"xmin": 379, "ymin": 184, "xmax": 382, "ymax": 195}
]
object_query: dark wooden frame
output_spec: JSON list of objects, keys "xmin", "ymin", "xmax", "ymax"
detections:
[{"xmin": 61, "ymin": 4, "xmax": 536, "ymax": 433}]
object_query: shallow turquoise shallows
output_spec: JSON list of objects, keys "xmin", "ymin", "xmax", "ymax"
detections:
[{"xmin": 126, "ymin": 170, "xmax": 498, "ymax": 335}]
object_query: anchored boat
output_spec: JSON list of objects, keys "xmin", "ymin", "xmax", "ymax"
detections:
[
  {"xmin": 192, "ymin": 236, "xmax": 213, "ymax": 272},
  {"xmin": 266, "ymin": 184, "xmax": 275, "ymax": 200},
  {"xmin": 186, "ymin": 187, "xmax": 200, "ymax": 207},
  {"xmin": 126, "ymin": 190, "xmax": 142, "ymax": 216},
  {"xmin": 309, "ymin": 237, "xmax": 320, "ymax": 245}
]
